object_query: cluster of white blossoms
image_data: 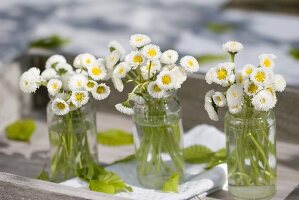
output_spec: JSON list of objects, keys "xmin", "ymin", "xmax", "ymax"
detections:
[
  {"xmin": 205, "ymin": 41, "xmax": 286, "ymax": 121},
  {"xmin": 19, "ymin": 50, "xmax": 120, "ymax": 115},
  {"xmin": 109, "ymin": 34, "xmax": 199, "ymax": 115}
]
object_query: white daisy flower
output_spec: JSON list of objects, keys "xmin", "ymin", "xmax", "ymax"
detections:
[
  {"xmin": 205, "ymin": 67, "xmax": 216, "ymax": 84},
  {"xmin": 97, "ymin": 58, "xmax": 105, "ymax": 66},
  {"xmin": 252, "ymin": 90, "xmax": 275, "ymax": 111},
  {"xmin": 56, "ymin": 63, "xmax": 73, "ymax": 75},
  {"xmin": 235, "ymin": 72, "xmax": 246, "ymax": 85},
  {"xmin": 273, "ymin": 74, "xmax": 286, "ymax": 92},
  {"xmin": 73, "ymin": 54, "xmax": 83, "ymax": 68},
  {"xmin": 125, "ymin": 51, "xmax": 145, "ymax": 68},
  {"xmin": 115, "ymin": 103, "xmax": 134, "ymax": 115},
  {"xmin": 213, "ymin": 62, "xmax": 235, "ymax": 86},
  {"xmin": 259, "ymin": 54, "xmax": 276, "ymax": 69},
  {"xmin": 180, "ymin": 56, "xmax": 199, "ymax": 73},
  {"xmin": 226, "ymin": 84, "xmax": 244, "ymax": 107},
  {"xmin": 242, "ymin": 64, "xmax": 255, "ymax": 77},
  {"xmin": 229, "ymin": 104, "xmax": 242, "ymax": 114},
  {"xmin": 47, "ymin": 79, "xmax": 62, "ymax": 96},
  {"xmin": 171, "ymin": 66, "xmax": 187, "ymax": 89},
  {"xmin": 112, "ymin": 76, "xmax": 124, "ymax": 92},
  {"xmin": 79, "ymin": 53, "xmax": 96, "ymax": 69},
  {"xmin": 212, "ymin": 92, "xmax": 227, "ymax": 107},
  {"xmin": 88, "ymin": 64, "xmax": 107, "ymax": 80},
  {"xmin": 51, "ymin": 98, "xmax": 69, "ymax": 115},
  {"xmin": 60, "ymin": 73, "xmax": 73, "ymax": 91},
  {"xmin": 45, "ymin": 55, "xmax": 66, "ymax": 69},
  {"xmin": 108, "ymin": 40, "xmax": 125, "ymax": 59},
  {"xmin": 204, "ymin": 90, "xmax": 218, "ymax": 121},
  {"xmin": 156, "ymin": 70, "xmax": 176, "ymax": 90},
  {"xmin": 160, "ymin": 50, "xmax": 179, "ymax": 65},
  {"xmin": 85, "ymin": 80, "xmax": 98, "ymax": 92},
  {"xmin": 222, "ymin": 41, "xmax": 244, "ymax": 54},
  {"xmin": 92, "ymin": 83, "xmax": 110, "ymax": 100},
  {"xmin": 113, "ymin": 62, "xmax": 130, "ymax": 79},
  {"xmin": 70, "ymin": 90, "xmax": 89, "ymax": 108},
  {"xmin": 244, "ymin": 81, "xmax": 261, "ymax": 96},
  {"xmin": 19, "ymin": 69, "xmax": 41, "ymax": 93},
  {"xmin": 129, "ymin": 93, "xmax": 145, "ymax": 104},
  {"xmin": 68, "ymin": 74, "xmax": 88, "ymax": 91},
  {"xmin": 130, "ymin": 34, "xmax": 151, "ymax": 48},
  {"xmin": 250, "ymin": 68, "xmax": 271, "ymax": 86},
  {"xmin": 142, "ymin": 44, "xmax": 161, "ymax": 60},
  {"xmin": 141, "ymin": 60, "xmax": 161, "ymax": 79},
  {"xmin": 41, "ymin": 68, "xmax": 57, "ymax": 81},
  {"xmin": 147, "ymin": 81, "xmax": 166, "ymax": 99},
  {"xmin": 105, "ymin": 50, "xmax": 121, "ymax": 70}
]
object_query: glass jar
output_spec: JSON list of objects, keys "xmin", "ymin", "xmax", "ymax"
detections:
[
  {"xmin": 225, "ymin": 105, "xmax": 277, "ymax": 200},
  {"xmin": 132, "ymin": 94, "xmax": 184, "ymax": 189},
  {"xmin": 47, "ymin": 100, "xmax": 98, "ymax": 182}
]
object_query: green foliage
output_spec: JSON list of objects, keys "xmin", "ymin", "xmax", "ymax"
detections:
[
  {"xmin": 183, "ymin": 145, "xmax": 213, "ymax": 163},
  {"xmin": 205, "ymin": 148, "xmax": 226, "ymax": 170},
  {"xmin": 97, "ymin": 129, "xmax": 133, "ymax": 146},
  {"xmin": 5, "ymin": 119, "xmax": 36, "ymax": 141},
  {"xmin": 111, "ymin": 154, "xmax": 136, "ymax": 165},
  {"xmin": 196, "ymin": 54, "xmax": 228, "ymax": 64},
  {"xmin": 162, "ymin": 173, "xmax": 180, "ymax": 193},
  {"xmin": 36, "ymin": 170, "xmax": 49, "ymax": 181},
  {"xmin": 29, "ymin": 34, "xmax": 70, "ymax": 49},
  {"xmin": 289, "ymin": 47, "xmax": 299, "ymax": 60},
  {"xmin": 206, "ymin": 23, "xmax": 236, "ymax": 34}
]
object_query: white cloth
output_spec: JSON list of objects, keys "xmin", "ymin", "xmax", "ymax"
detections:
[{"xmin": 61, "ymin": 124, "xmax": 227, "ymax": 200}]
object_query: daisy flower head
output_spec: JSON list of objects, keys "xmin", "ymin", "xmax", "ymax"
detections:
[
  {"xmin": 92, "ymin": 83, "xmax": 110, "ymax": 100},
  {"xmin": 147, "ymin": 81, "xmax": 166, "ymax": 99},
  {"xmin": 47, "ymin": 79, "xmax": 62, "ymax": 96},
  {"xmin": 115, "ymin": 102, "xmax": 134, "ymax": 115},
  {"xmin": 125, "ymin": 51, "xmax": 145, "ymax": 68},
  {"xmin": 156, "ymin": 70, "xmax": 176, "ymax": 90},
  {"xmin": 160, "ymin": 50, "xmax": 179, "ymax": 65},
  {"xmin": 108, "ymin": 40, "xmax": 125, "ymax": 59},
  {"xmin": 244, "ymin": 81, "xmax": 261, "ymax": 96},
  {"xmin": 45, "ymin": 55, "xmax": 66, "ymax": 69},
  {"xmin": 19, "ymin": 70, "xmax": 41, "ymax": 93},
  {"xmin": 180, "ymin": 56, "xmax": 199, "ymax": 73},
  {"xmin": 112, "ymin": 76, "xmax": 124, "ymax": 92},
  {"xmin": 60, "ymin": 73, "xmax": 73, "ymax": 91},
  {"xmin": 129, "ymin": 93, "xmax": 145, "ymax": 104},
  {"xmin": 250, "ymin": 68, "xmax": 271, "ymax": 86},
  {"xmin": 79, "ymin": 53, "xmax": 96, "ymax": 69},
  {"xmin": 56, "ymin": 63, "xmax": 73, "ymax": 75},
  {"xmin": 212, "ymin": 92, "xmax": 227, "ymax": 107},
  {"xmin": 204, "ymin": 90, "xmax": 218, "ymax": 121},
  {"xmin": 229, "ymin": 104, "xmax": 242, "ymax": 114},
  {"xmin": 105, "ymin": 50, "xmax": 121, "ymax": 70},
  {"xmin": 171, "ymin": 66, "xmax": 187, "ymax": 89},
  {"xmin": 252, "ymin": 90, "xmax": 275, "ymax": 111},
  {"xmin": 222, "ymin": 41, "xmax": 244, "ymax": 54},
  {"xmin": 52, "ymin": 98, "xmax": 69, "ymax": 115},
  {"xmin": 113, "ymin": 62, "xmax": 130, "ymax": 79},
  {"xmin": 88, "ymin": 63, "xmax": 107, "ymax": 81},
  {"xmin": 242, "ymin": 64, "xmax": 255, "ymax": 77},
  {"xmin": 70, "ymin": 90, "xmax": 89, "ymax": 108},
  {"xmin": 142, "ymin": 44, "xmax": 161, "ymax": 60},
  {"xmin": 85, "ymin": 80, "xmax": 98, "ymax": 92},
  {"xmin": 226, "ymin": 84, "xmax": 244, "ymax": 107},
  {"xmin": 213, "ymin": 62, "xmax": 234, "ymax": 86},
  {"xmin": 259, "ymin": 54, "xmax": 276, "ymax": 69},
  {"xmin": 130, "ymin": 34, "xmax": 151, "ymax": 48},
  {"xmin": 274, "ymin": 74, "xmax": 286, "ymax": 92},
  {"xmin": 141, "ymin": 60, "xmax": 161, "ymax": 79},
  {"xmin": 235, "ymin": 72, "xmax": 246, "ymax": 85},
  {"xmin": 41, "ymin": 68, "xmax": 57, "ymax": 81},
  {"xmin": 205, "ymin": 67, "xmax": 216, "ymax": 84},
  {"xmin": 68, "ymin": 74, "xmax": 88, "ymax": 91}
]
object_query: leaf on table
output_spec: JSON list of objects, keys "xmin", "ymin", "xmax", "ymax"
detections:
[
  {"xmin": 97, "ymin": 129, "xmax": 133, "ymax": 146},
  {"xmin": 205, "ymin": 148, "xmax": 226, "ymax": 170},
  {"xmin": 89, "ymin": 171, "xmax": 132, "ymax": 194},
  {"xmin": 36, "ymin": 170, "xmax": 49, "ymax": 181},
  {"xmin": 5, "ymin": 119, "xmax": 36, "ymax": 141},
  {"xmin": 183, "ymin": 145, "xmax": 214, "ymax": 164},
  {"xmin": 111, "ymin": 154, "xmax": 136, "ymax": 164},
  {"xmin": 196, "ymin": 54, "xmax": 228, "ymax": 64},
  {"xmin": 29, "ymin": 34, "xmax": 70, "ymax": 49},
  {"xmin": 162, "ymin": 173, "xmax": 180, "ymax": 193}
]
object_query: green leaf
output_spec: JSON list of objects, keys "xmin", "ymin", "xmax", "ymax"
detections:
[
  {"xmin": 77, "ymin": 162, "xmax": 105, "ymax": 181},
  {"xmin": 89, "ymin": 171, "xmax": 132, "ymax": 194},
  {"xmin": 29, "ymin": 34, "xmax": 70, "ymax": 49},
  {"xmin": 205, "ymin": 148, "xmax": 226, "ymax": 170},
  {"xmin": 183, "ymin": 145, "xmax": 214, "ymax": 164},
  {"xmin": 36, "ymin": 170, "xmax": 49, "ymax": 181},
  {"xmin": 5, "ymin": 119, "xmax": 36, "ymax": 141},
  {"xmin": 289, "ymin": 47, "xmax": 299, "ymax": 61},
  {"xmin": 97, "ymin": 129, "xmax": 133, "ymax": 146},
  {"xmin": 196, "ymin": 54, "xmax": 228, "ymax": 64},
  {"xmin": 162, "ymin": 173, "xmax": 180, "ymax": 193},
  {"xmin": 206, "ymin": 22, "xmax": 236, "ymax": 34},
  {"xmin": 111, "ymin": 154, "xmax": 136, "ymax": 165}
]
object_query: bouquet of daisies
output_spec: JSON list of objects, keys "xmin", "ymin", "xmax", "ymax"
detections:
[{"xmin": 204, "ymin": 41, "xmax": 286, "ymax": 121}]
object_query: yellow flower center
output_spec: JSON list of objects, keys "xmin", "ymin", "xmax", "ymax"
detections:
[
  {"xmin": 245, "ymin": 68, "xmax": 253, "ymax": 75},
  {"xmin": 162, "ymin": 75, "xmax": 171, "ymax": 85},
  {"xmin": 52, "ymin": 83, "xmax": 58, "ymax": 89},
  {"xmin": 255, "ymin": 71, "xmax": 266, "ymax": 82},
  {"xmin": 76, "ymin": 81, "xmax": 82, "ymax": 87},
  {"xmin": 248, "ymin": 83, "xmax": 258, "ymax": 94},
  {"xmin": 92, "ymin": 67, "xmax": 101, "ymax": 75},
  {"xmin": 57, "ymin": 102, "xmax": 65, "ymax": 110},
  {"xmin": 267, "ymin": 87, "xmax": 273, "ymax": 94},
  {"xmin": 153, "ymin": 85, "xmax": 161, "ymax": 92},
  {"xmin": 238, "ymin": 75, "xmax": 243, "ymax": 83},
  {"xmin": 86, "ymin": 59, "xmax": 91, "ymax": 64},
  {"xmin": 96, "ymin": 86, "xmax": 106, "ymax": 94},
  {"xmin": 187, "ymin": 60, "xmax": 194, "ymax": 67},
  {"xmin": 263, "ymin": 58, "xmax": 271, "ymax": 68},
  {"xmin": 135, "ymin": 37, "xmax": 143, "ymax": 42},
  {"xmin": 87, "ymin": 81, "xmax": 95, "ymax": 88},
  {"xmin": 260, "ymin": 98, "xmax": 266, "ymax": 104},
  {"xmin": 147, "ymin": 49, "xmax": 157, "ymax": 57},
  {"xmin": 118, "ymin": 67, "xmax": 124, "ymax": 75},
  {"xmin": 217, "ymin": 68, "xmax": 228, "ymax": 80},
  {"xmin": 232, "ymin": 92, "xmax": 238, "ymax": 97},
  {"xmin": 216, "ymin": 96, "xmax": 221, "ymax": 102},
  {"xmin": 75, "ymin": 93, "xmax": 84, "ymax": 101},
  {"xmin": 133, "ymin": 55, "xmax": 143, "ymax": 64}
]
